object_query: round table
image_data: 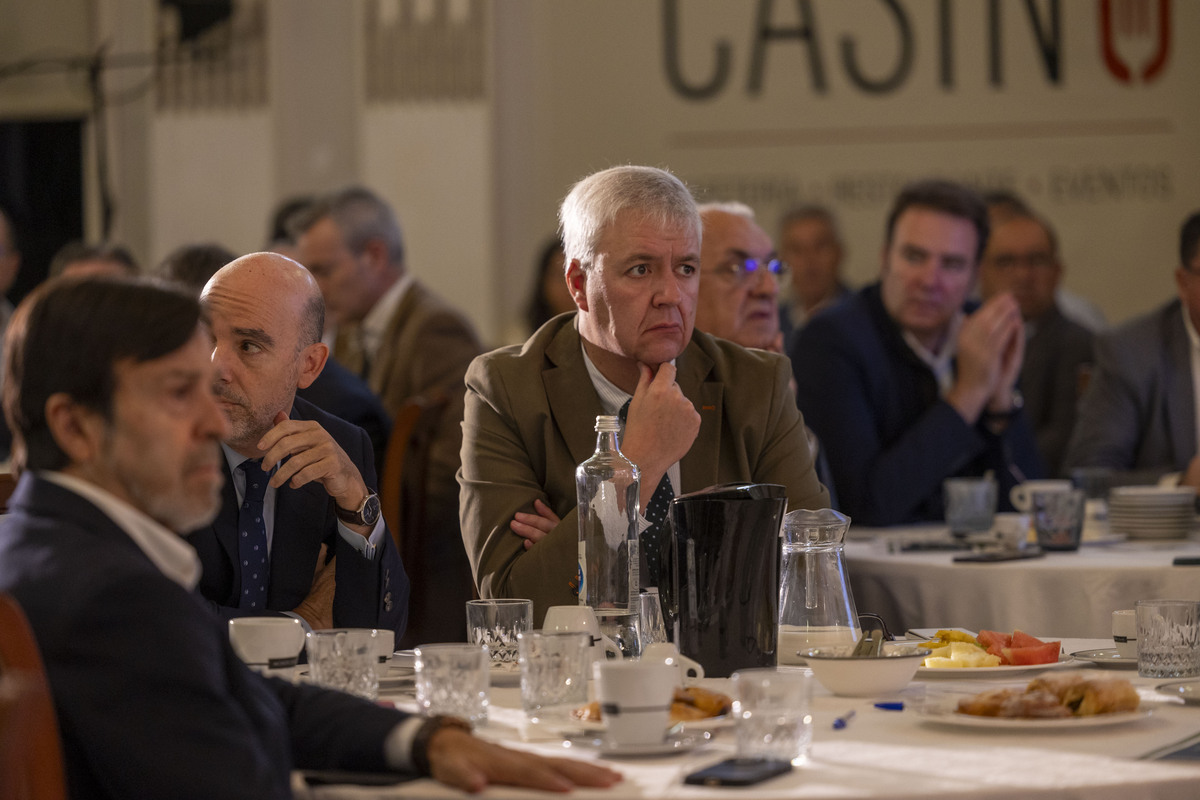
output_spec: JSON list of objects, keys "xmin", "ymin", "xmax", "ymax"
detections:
[{"xmin": 845, "ymin": 527, "xmax": 1200, "ymax": 638}]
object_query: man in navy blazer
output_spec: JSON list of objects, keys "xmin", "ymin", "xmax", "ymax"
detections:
[
  {"xmin": 0, "ymin": 277, "xmax": 621, "ymax": 799},
  {"xmin": 187, "ymin": 252, "xmax": 408, "ymax": 638},
  {"xmin": 790, "ymin": 180, "xmax": 1042, "ymax": 525}
]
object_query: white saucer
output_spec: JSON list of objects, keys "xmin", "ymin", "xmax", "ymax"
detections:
[
  {"xmin": 1157, "ymin": 680, "xmax": 1200, "ymax": 705},
  {"xmin": 1069, "ymin": 648, "xmax": 1137, "ymax": 669},
  {"xmin": 562, "ymin": 730, "xmax": 707, "ymax": 758}
]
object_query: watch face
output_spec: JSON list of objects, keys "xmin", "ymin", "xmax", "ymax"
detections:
[{"xmin": 362, "ymin": 493, "xmax": 381, "ymax": 525}]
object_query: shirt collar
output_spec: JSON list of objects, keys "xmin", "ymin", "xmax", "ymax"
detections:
[
  {"xmin": 901, "ymin": 311, "xmax": 964, "ymax": 396},
  {"xmin": 39, "ymin": 470, "xmax": 202, "ymax": 589},
  {"xmin": 581, "ymin": 346, "xmax": 631, "ymax": 416},
  {"xmin": 579, "ymin": 344, "xmax": 677, "ymax": 417},
  {"xmin": 361, "ymin": 273, "xmax": 413, "ymax": 358}
]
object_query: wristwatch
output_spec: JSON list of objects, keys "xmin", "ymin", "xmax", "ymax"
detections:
[
  {"xmin": 335, "ymin": 490, "xmax": 381, "ymax": 526},
  {"xmin": 984, "ymin": 389, "xmax": 1025, "ymax": 420}
]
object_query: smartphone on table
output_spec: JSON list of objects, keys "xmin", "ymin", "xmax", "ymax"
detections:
[{"xmin": 684, "ymin": 757, "xmax": 793, "ymax": 787}]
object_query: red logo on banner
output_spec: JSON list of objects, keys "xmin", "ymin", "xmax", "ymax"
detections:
[{"xmin": 1100, "ymin": 0, "xmax": 1171, "ymax": 83}]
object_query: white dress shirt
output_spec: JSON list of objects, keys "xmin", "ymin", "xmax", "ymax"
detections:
[{"xmin": 580, "ymin": 346, "xmax": 680, "ymax": 522}]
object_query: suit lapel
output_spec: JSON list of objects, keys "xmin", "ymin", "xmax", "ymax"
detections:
[
  {"xmin": 369, "ymin": 281, "xmax": 421, "ymax": 398},
  {"xmin": 267, "ymin": 403, "xmax": 330, "ymax": 601},
  {"xmin": 676, "ymin": 339, "xmax": 720, "ymax": 492},
  {"xmin": 1163, "ymin": 305, "xmax": 1196, "ymax": 468},
  {"xmin": 211, "ymin": 463, "xmax": 241, "ymax": 573},
  {"xmin": 543, "ymin": 323, "xmax": 606, "ymax": 468}
]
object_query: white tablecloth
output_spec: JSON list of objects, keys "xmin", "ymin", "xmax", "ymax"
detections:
[
  {"xmin": 845, "ymin": 527, "xmax": 1200, "ymax": 638},
  {"xmin": 298, "ymin": 639, "xmax": 1200, "ymax": 800}
]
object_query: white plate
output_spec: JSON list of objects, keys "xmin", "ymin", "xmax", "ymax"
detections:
[
  {"xmin": 573, "ymin": 714, "xmax": 733, "ymax": 735},
  {"xmin": 919, "ymin": 707, "xmax": 1154, "ymax": 730},
  {"xmin": 562, "ymin": 730, "xmax": 708, "ymax": 757},
  {"xmin": 917, "ymin": 655, "xmax": 1075, "ymax": 677},
  {"xmin": 1157, "ymin": 680, "xmax": 1200, "ymax": 705},
  {"xmin": 1070, "ymin": 649, "xmax": 1138, "ymax": 669},
  {"xmin": 379, "ymin": 666, "xmax": 416, "ymax": 690}
]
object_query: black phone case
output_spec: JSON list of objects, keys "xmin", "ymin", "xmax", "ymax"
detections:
[{"xmin": 684, "ymin": 758, "xmax": 793, "ymax": 787}]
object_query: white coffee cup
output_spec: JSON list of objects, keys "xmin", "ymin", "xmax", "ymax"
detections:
[
  {"xmin": 542, "ymin": 605, "xmax": 622, "ymax": 662},
  {"xmin": 1009, "ymin": 480, "xmax": 1073, "ymax": 512},
  {"xmin": 640, "ymin": 642, "xmax": 704, "ymax": 681},
  {"xmin": 991, "ymin": 512, "xmax": 1031, "ymax": 550},
  {"xmin": 1112, "ymin": 609, "xmax": 1137, "ymax": 659},
  {"xmin": 594, "ymin": 660, "xmax": 678, "ymax": 746},
  {"xmin": 228, "ymin": 617, "xmax": 306, "ymax": 670}
]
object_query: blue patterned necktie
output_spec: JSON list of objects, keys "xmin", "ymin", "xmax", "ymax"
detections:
[
  {"xmin": 619, "ymin": 400, "xmax": 675, "ymax": 587},
  {"xmin": 237, "ymin": 459, "xmax": 271, "ymax": 611}
]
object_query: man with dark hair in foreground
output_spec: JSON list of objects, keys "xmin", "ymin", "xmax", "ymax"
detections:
[{"xmin": 0, "ymin": 276, "xmax": 620, "ymax": 799}]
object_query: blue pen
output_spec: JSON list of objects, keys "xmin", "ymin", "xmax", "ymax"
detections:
[
  {"xmin": 874, "ymin": 702, "xmax": 904, "ymax": 711},
  {"xmin": 832, "ymin": 710, "xmax": 856, "ymax": 730}
]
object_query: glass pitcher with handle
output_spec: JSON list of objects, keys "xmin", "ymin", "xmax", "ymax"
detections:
[{"xmin": 777, "ymin": 508, "xmax": 861, "ymax": 665}]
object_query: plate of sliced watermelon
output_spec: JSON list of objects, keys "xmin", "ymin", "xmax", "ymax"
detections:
[{"xmin": 915, "ymin": 629, "xmax": 1071, "ymax": 676}]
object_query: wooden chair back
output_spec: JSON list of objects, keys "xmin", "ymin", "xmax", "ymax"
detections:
[
  {"xmin": 379, "ymin": 393, "xmax": 454, "ymax": 647},
  {"xmin": 0, "ymin": 472, "xmax": 17, "ymax": 514},
  {"xmin": 0, "ymin": 593, "xmax": 66, "ymax": 800}
]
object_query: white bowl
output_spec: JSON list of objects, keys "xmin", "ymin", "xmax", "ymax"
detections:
[{"xmin": 799, "ymin": 644, "xmax": 930, "ymax": 697}]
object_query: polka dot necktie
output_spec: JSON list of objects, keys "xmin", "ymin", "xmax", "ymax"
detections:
[
  {"xmin": 237, "ymin": 459, "xmax": 271, "ymax": 611},
  {"xmin": 619, "ymin": 400, "xmax": 675, "ymax": 588}
]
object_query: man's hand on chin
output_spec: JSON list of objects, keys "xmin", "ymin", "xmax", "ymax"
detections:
[
  {"xmin": 620, "ymin": 362, "xmax": 701, "ymax": 506},
  {"xmin": 257, "ymin": 410, "xmax": 373, "ymax": 535}
]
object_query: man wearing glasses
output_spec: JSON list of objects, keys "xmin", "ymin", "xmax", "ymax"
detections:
[
  {"xmin": 458, "ymin": 166, "xmax": 828, "ymax": 624},
  {"xmin": 693, "ymin": 202, "xmax": 788, "ymax": 353},
  {"xmin": 978, "ymin": 209, "xmax": 1093, "ymax": 476}
]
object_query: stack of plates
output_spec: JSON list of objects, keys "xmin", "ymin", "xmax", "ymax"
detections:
[{"xmin": 1108, "ymin": 486, "xmax": 1195, "ymax": 540}]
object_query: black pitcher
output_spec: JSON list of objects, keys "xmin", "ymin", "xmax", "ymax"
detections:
[{"xmin": 658, "ymin": 483, "xmax": 787, "ymax": 678}]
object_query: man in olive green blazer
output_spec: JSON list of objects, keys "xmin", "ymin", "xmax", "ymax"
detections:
[{"xmin": 458, "ymin": 166, "xmax": 829, "ymax": 625}]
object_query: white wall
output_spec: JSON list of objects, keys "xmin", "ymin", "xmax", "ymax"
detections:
[
  {"xmin": 149, "ymin": 112, "xmax": 274, "ymax": 260},
  {"xmin": 362, "ymin": 104, "xmax": 494, "ymax": 339}
]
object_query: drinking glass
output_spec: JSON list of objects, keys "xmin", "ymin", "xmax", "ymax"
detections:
[
  {"xmin": 414, "ymin": 643, "xmax": 490, "ymax": 724},
  {"xmin": 1032, "ymin": 489, "xmax": 1085, "ymax": 551},
  {"xmin": 518, "ymin": 631, "xmax": 590, "ymax": 738},
  {"xmin": 638, "ymin": 589, "xmax": 669, "ymax": 647},
  {"xmin": 1137, "ymin": 600, "xmax": 1200, "ymax": 678},
  {"xmin": 305, "ymin": 629, "xmax": 379, "ymax": 701},
  {"xmin": 466, "ymin": 598, "xmax": 532, "ymax": 671},
  {"xmin": 943, "ymin": 477, "xmax": 996, "ymax": 535},
  {"xmin": 730, "ymin": 668, "xmax": 813, "ymax": 764}
]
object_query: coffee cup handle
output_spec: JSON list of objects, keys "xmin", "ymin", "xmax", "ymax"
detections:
[
  {"xmin": 678, "ymin": 655, "xmax": 704, "ymax": 680},
  {"xmin": 1009, "ymin": 485, "xmax": 1028, "ymax": 511},
  {"xmin": 599, "ymin": 633, "xmax": 622, "ymax": 660}
]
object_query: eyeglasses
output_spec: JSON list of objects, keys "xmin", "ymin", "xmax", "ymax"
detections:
[{"xmin": 709, "ymin": 258, "xmax": 790, "ymax": 285}]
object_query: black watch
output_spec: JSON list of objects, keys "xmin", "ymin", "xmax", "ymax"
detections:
[{"xmin": 336, "ymin": 491, "xmax": 381, "ymax": 526}]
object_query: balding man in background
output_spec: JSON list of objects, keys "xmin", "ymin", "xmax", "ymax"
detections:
[
  {"xmin": 294, "ymin": 188, "xmax": 480, "ymax": 644},
  {"xmin": 187, "ymin": 252, "xmax": 409, "ymax": 638},
  {"xmin": 156, "ymin": 241, "xmax": 392, "ymax": 474},
  {"xmin": 694, "ymin": 202, "xmax": 787, "ymax": 352}
]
